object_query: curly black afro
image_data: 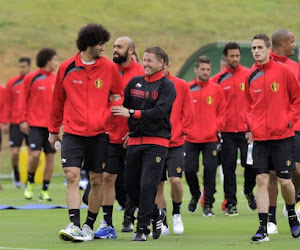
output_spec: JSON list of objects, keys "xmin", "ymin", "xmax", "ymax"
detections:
[
  {"xmin": 36, "ymin": 48, "xmax": 56, "ymax": 68},
  {"xmin": 76, "ymin": 23, "xmax": 111, "ymax": 51}
]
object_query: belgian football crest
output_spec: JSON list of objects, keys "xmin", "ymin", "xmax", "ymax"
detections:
[
  {"xmin": 95, "ymin": 79, "xmax": 103, "ymax": 89},
  {"xmin": 270, "ymin": 82, "xmax": 279, "ymax": 92},
  {"xmin": 240, "ymin": 82, "xmax": 245, "ymax": 91},
  {"xmin": 156, "ymin": 156, "xmax": 161, "ymax": 163},
  {"xmin": 152, "ymin": 91, "xmax": 159, "ymax": 100},
  {"xmin": 206, "ymin": 96, "xmax": 213, "ymax": 105}
]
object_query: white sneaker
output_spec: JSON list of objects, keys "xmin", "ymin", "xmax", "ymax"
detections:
[
  {"xmin": 161, "ymin": 224, "xmax": 170, "ymax": 235},
  {"xmin": 59, "ymin": 222, "xmax": 83, "ymax": 242},
  {"xmin": 267, "ymin": 222, "xmax": 278, "ymax": 234},
  {"xmin": 82, "ymin": 224, "xmax": 94, "ymax": 241},
  {"xmin": 283, "ymin": 205, "xmax": 300, "ymax": 218},
  {"xmin": 172, "ymin": 214, "xmax": 184, "ymax": 235},
  {"xmin": 79, "ymin": 178, "xmax": 88, "ymax": 190}
]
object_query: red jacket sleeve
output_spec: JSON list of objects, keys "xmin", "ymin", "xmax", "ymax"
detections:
[
  {"xmin": 181, "ymin": 82, "xmax": 194, "ymax": 136},
  {"xmin": 216, "ymin": 85, "xmax": 226, "ymax": 131},
  {"xmin": 1, "ymin": 85, "xmax": 10, "ymax": 124},
  {"xmin": 287, "ymin": 69, "xmax": 300, "ymax": 126},
  {"xmin": 18, "ymin": 74, "xmax": 32, "ymax": 123},
  {"xmin": 244, "ymin": 74, "xmax": 252, "ymax": 131},
  {"xmin": 49, "ymin": 67, "xmax": 66, "ymax": 133}
]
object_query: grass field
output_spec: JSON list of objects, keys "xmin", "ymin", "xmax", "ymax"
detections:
[{"xmin": 0, "ymin": 172, "xmax": 298, "ymax": 250}]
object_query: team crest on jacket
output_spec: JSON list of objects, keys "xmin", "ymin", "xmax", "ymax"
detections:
[
  {"xmin": 95, "ymin": 79, "xmax": 103, "ymax": 89},
  {"xmin": 206, "ymin": 96, "xmax": 213, "ymax": 105},
  {"xmin": 176, "ymin": 167, "xmax": 182, "ymax": 174},
  {"xmin": 152, "ymin": 91, "xmax": 159, "ymax": 100},
  {"xmin": 156, "ymin": 156, "xmax": 161, "ymax": 163},
  {"xmin": 286, "ymin": 160, "xmax": 291, "ymax": 167},
  {"xmin": 240, "ymin": 83, "xmax": 245, "ymax": 91},
  {"xmin": 270, "ymin": 82, "xmax": 279, "ymax": 92}
]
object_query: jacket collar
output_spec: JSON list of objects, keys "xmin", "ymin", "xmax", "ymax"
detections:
[
  {"xmin": 254, "ymin": 57, "xmax": 273, "ymax": 70},
  {"xmin": 144, "ymin": 71, "xmax": 164, "ymax": 82},
  {"xmin": 270, "ymin": 51, "xmax": 288, "ymax": 63}
]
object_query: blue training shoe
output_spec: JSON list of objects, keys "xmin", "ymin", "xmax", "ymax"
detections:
[{"xmin": 94, "ymin": 220, "xmax": 117, "ymax": 239}]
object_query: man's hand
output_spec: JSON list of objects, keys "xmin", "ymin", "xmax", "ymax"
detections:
[
  {"xmin": 109, "ymin": 94, "xmax": 121, "ymax": 102},
  {"xmin": 245, "ymin": 132, "xmax": 253, "ymax": 144},
  {"xmin": 48, "ymin": 133, "xmax": 61, "ymax": 149},
  {"xmin": 111, "ymin": 106, "xmax": 130, "ymax": 117},
  {"xmin": 1, "ymin": 124, "xmax": 9, "ymax": 134},
  {"xmin": 20, "ymin": 122, "xmax": 30, "ymax": 135}
]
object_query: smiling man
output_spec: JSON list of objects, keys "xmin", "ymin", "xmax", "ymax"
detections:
[
  {"xmin": 245, "ymin": 34, "xmax": 300, "ymax": 242},
  {"xmin": 48, "ymin": 23, "xmax": 123, "ymax": 242},
  {"xmin": 111, "ymin": 46, "xmax": 176, "ymax": 241}
]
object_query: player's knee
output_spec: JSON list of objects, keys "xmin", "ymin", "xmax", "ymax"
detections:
[
  {"xmin": 256, "ymin": 174, "xmax": 269, "ymax": 187},
  {"xmin": 103, "ymin": 172, "xmax": 116, "ymax": 186},
  {"xmin": 65, "ymin": 171, "xmax": 80, "ymax": 186},
  {"xmin": 169, "ymin": 177, "xmax": 182, "ymax": 188},
  {"xmin": 30, "ymin": 150, "xmax": 41, "ymax": 159}
]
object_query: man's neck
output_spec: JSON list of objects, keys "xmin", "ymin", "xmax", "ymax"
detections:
[
  {"xmin": 81, "ymin": 51, "xmax": 96, "ymax": 63},
  {"xmin": 119, "ymin": 58, "xmax": 132, "ymax": 67},
  {"xmin": 272, "ymin": 48, "xmax": 285, "ymax": 57}
]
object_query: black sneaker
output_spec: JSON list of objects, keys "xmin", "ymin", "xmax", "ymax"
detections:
[
  {"xmin": 288, "ymin": 214, "xmax": 300, "ymax": 238},
  {"xmin": 133, "ymin": 227, "xmax": 150, "ymax": 242},
  {"xmin": 188, "ymin": 195, "xmax": 200, "ymax": 213},
  {"xmin": 224, "ymin": 204, "xmax": 238, "ymax": 216},
  {"xmin": 245, "ymin": 192, "xmax": 257, "ymax": 210},
  {"xmin": 203, "ymin": 205, "xmax": 215, "ymax": 217},
  {"xmin": 152, "ymin": 209, "xmax": 166, "ymax": 239},
  {"xmin": 122, "ymin": 216, "xmax": 134, "ymax": 233},
  {"xmin": 251, "ymin": 227, "xmax": 269, "ymax": 242}
]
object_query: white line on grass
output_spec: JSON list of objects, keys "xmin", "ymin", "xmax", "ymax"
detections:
[{"xmin": 0, "ymin": 247, "xmax": 48, "ymax": 250}]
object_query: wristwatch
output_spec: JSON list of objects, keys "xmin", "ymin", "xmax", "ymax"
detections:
[{"xmin": 129, "ymin": 109, "xmax": 135, "ymax": 118}]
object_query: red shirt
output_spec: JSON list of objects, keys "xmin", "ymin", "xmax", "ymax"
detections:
[
  {"xmin": 211, "ymin": 64, "xmax": 249, "ymax": 132},
  {"xmin": 49, "ymin": 52, "xmax": 123, "ymax": 136},
  {"xmin": 108, "ymin": 59, "xmax": 144, "ymax": 144},
  {"xmin": 245, "ymin": 58, "xmax": 300, "ymax": 141},
  {"xmin": 4, "ymin": 75, "xmax": 25, "ymax": 124},
  {"xmin": 168, "ymin": 72, "xmax": 194, "ymax": 147},
  {"xmin": 19, "ymin": 69, "xmax": 55, "ymax": 128},
  {"xmin": 0, "ymin": 85, "xmax": 6, "ymax": 124},
  {"xmin": 186, "ymin": 79, "xmax": 226, "ymax": 143},
  {"xmin": 270, "ymin": 51, "xmax": 300, "ymax": 131}
]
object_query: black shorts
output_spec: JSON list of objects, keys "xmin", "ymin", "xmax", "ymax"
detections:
[
  {"xmin": 161, "ymin": 145, "xmax": 184, "ymax": 181},
  {"xmin": 28, "ymin": 127, "xmax": 55, "ymax": 154},
  {"xmin": 104, "ymin": 143, "xmax": 126, "ymax": 175},
  {"xmin": 184, "ymin": 141, "xmax": 219, "ymax": 174},
  {"xmin": 9, "ymin": 124, "xmax": 29, "ymax": 147},
  {"xmin": 61, "ymin": 132, "xmax": 109, "ymax": 173},
  {"xmin": 294, "ymin": 131, "xmax": 300, "ymax": 163},
  {"xmin": 253, "ymin": 137, "xmax": 295, "ymax": 174}
]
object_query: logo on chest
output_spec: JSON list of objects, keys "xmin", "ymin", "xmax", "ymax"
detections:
[
  {"xmin": 270, "ymin": 82, "xmax": 279, "ymax": 92},
  {"xmin": 151, "ymin": 91, "xmax": 159, "ymax": 100},
  {"xmin": 206, "ymin": 96, "xmax": 213, "ymax": 105},
  {"xmin": 240, "ymin": 83, "xmax": 245, "ymax": 91},
  {"xmin": 95, "ymin": 79, "xmax": 104, "ymax": 89}
]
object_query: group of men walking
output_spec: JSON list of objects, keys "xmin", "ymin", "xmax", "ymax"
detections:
[{"xmin": 1, "ymin": 23, "xmax": 300, "ymax": 243}]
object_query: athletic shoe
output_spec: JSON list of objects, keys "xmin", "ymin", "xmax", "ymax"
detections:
[
  {"xmin": 188, "ymin": 195, "xmax": 200, "ymax": 213},
  {"xmin": 283, "ymin": 205, "xmax": 300, "ymax": 218},
  {"xmin": 245, "ymin": 192, "xmax": 257, "ymax": 210},
  {"xmin": 251, "ymin": 227, "xmax": 269, "ymax": 242},
  {"xmin": 82, "ymin": 224, "xmax": 94, "ymax": 241},
  {"xmin": 288, "ymin": 214, "xmax": 300, "ymax": 238},
  {"xmin": 200, "ymin": 189, "xmax": 205, "ymax": 208},
  {"xmin": 39, "ymin": 190, "xmax": 52, "ymax": 202},
  {"xmin": 203, "ymin": 205, "xmax": 215, "ymax": 217},
  {"xmin": 224, "ymin": 204, "xmax": 238, "ymax": 216},
  {"xmin": 221, "ymin": 199, "xmax": 227, "ymax": 211},
  {"xmin": 94, "ymin": 220, "xmax": 117, "ymax": 239},
  {"xmin": 133, "ymin": 227, "xmax": 150, "ymax": 241},
  {"xmin": 24, "ymin": 182, "xmax": 34, "ymax": 200},
  {"xmin": 12, "ymin": 172, "xmax": 21, "ymax": 188},
  {"xmin": 79, "ymin": 178, "xmax": 88, "ymax": 190},
  {"xmin": 172, "ymin": 214, "xmax": 184, "ymax": 234},
  {"xmin": 122, "ymin": 216, "xmax": 134, "ymax": 233},
  {"xmin": 152, "ymin": 209, "xmax": 166, "ymax": 239},
  {"xmin": 59, "ymin": 222, "xmax": 83, "ymax": 242},
  {"xmin": 267, "ymin": 222, "xmax": 278, "ymax": 234},
  {"xmin": 161, "ymin": 224, "xmax": 170, "ymax": 235}
]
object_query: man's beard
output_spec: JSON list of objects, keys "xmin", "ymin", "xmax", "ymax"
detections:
[{"xmin": 113, "ymin": 50, "xmax": 128, "ymax": 64}]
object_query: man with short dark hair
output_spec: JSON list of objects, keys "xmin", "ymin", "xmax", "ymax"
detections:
[
  {"xmin": 111, "ymin": 46, "xmax": 176, "ymax": 241},
  {"xmin": 94, "ymin": 36, "xmax": 144, "ymax": 239},
  {"xmin": 267, "ymin": 29, "xmax": 300, "ymax": 234},
  {"xmin": 155, "ymin": 52, "xmax": 194, "ymax": 235},
  {"xmin": 211, "ymin": 42, "xmax": 257, "ymax": 215},
  {"xmin": 19, "ymin": 49, "xmax": 58, "ymax": 202},
  {"xmin": 2, "ymin": 57, "xmax": 31, "ymax": 188},
  {"xmin": 185, "ymin": 56, "xmax": 226, "ymax": 216},
  {"xmin": 245, "ymin": 33, "xmax": 300, "ymax": 242},
  {"xmin": 49, "ymin": 23, "xmax": 123, "ymax": 242}
]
